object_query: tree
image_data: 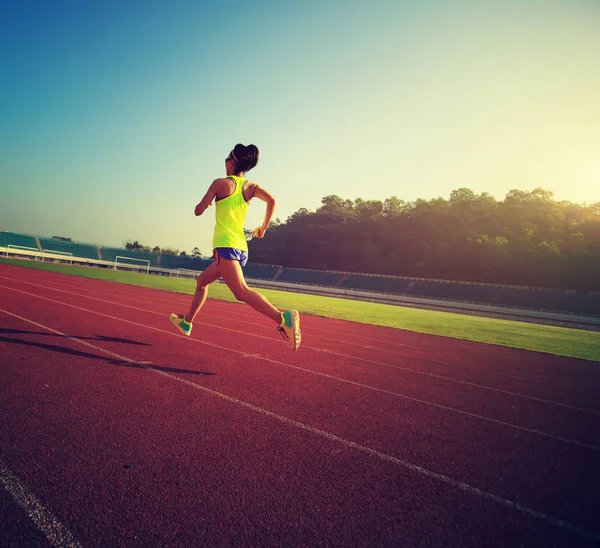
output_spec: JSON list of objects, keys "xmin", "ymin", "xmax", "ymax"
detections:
[
  {"xmin": 125, "ymin": 240, "xmax": 143, "ymax": 250},
  {"xmin": 286, "ymin": 208, "xmax": 310, "ymax": 223},
  {"xmin": 317, "ymin": 195, "xmax": 356, "ymax": 219},
  {"xmin": 241, "ymin": 188, "xmax": 600, "ymax": 290},
  {"xmin": 124, "ymin": 240, "xmax": 151, "ymax": 251},
  {"xmin": 191, "ymin": 247, "xmax": 202, "ymax": 258},
  {"xmin": 449, "ymin": 187, "xmax": 476, "ymax": 204},
  {"xmin": 355, "ymin": 199, "xmax": 383, "ymax": 220},
  {"xmin": 383, "ymin": 196, "xmax": 405, "ymax": 217}
]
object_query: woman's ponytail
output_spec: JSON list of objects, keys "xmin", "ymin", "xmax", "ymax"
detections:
[{"xmin": 232, "ymin": 143, "xmax": 259, "ymax": 173}]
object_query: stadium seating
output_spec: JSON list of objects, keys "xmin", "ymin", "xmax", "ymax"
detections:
[
  {"xmin": 38, "ymin": 237, "xmax": 99, "ymax": 260},
  {"xmin": 4, "ymin": 230, "xmax": 599, "ymax": 317},
  {"xmin": 496, "ymin": 286, "xmax": 600, "ymax": 316},
  {"xmin": 406, "ymin": 280, "xmax": 450, "ymax": 299},
  {"xmin": 340, "ymin": 273, "xmax": 411, "ymax": 294},
  {"xmin": 337, "ymin": 272, "xmax": 600, "ymax": 317},
  {"xmin": 159, "ymin": 254, "xmax": 212, "ymax": 271},
  {"xmin": 570, "ymin": 292, "xmax": 600, "ymax": 316},
  {"xmin": 100, "ymin": 247, "xmax": 159, "ymax": 267},
  {"xmin": 276, "ymin": 267, "xmax": 343, "ymax": 286},
  {"xmin": 496, "ymin": 287, "xmax": 545, "ymax": 309},
  {"xmin": 447, "ymin": 283, "xmax": 497, "ymax": 303},
  {"xmin": 0, "ymin": 231, "xmax": 38, "ymax": 250},
  {"xmin": 407, "ymin": 281, "xmax": 496, "ymax": 303},
  {"xmin": 243, "ymin": 262, "xmax": 281, "ymax": 280}
]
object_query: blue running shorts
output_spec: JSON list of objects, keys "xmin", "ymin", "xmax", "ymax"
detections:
[{"xmin": 213, "ymin": 247, "xmax": 248, "ymax": 267}]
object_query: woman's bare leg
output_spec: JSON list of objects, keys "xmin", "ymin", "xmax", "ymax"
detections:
[
  {"xmin": 218, "ymin": 258, "xmax": 282, "ymax": 324},
  {"xmin": 185, "ymin": 261, "xmax": 221, "ymax": 323}
]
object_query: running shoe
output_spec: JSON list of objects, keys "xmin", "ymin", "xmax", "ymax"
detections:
[
  {"xmin": 169, "ymin": 313, "xmax": 192, "ymax": 336},
  {"xmin": 278, "ymin": 310, "xmax": 301, "ymax": 351}
]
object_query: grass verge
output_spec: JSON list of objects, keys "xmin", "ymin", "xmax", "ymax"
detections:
[{"xmin": 1, "ymin": 257, "xmax": 599, "ymax": 362}]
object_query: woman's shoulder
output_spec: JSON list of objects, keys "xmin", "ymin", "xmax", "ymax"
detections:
[
  {"xmin": 210, "ymin": 176, "xmax": 230, "ymax": 188},
  {"xmin": 240, "ymin": 178, "xmax": 257, "ymax": 201},
  {"xmin": 215, "ymin": 175, "xmax": 247, "ymax": 187},
  {"xmin": 242, "ymin": 178, "xmax": 258, "ymax": 190},
  {"xmin": 211, "ymin": 177, "xmax": 235, "ymax": 200}
]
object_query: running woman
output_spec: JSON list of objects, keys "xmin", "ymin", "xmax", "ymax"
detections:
[{"xmin": 169, "ymin": 144, "xmax": 301, "ymax": 350}]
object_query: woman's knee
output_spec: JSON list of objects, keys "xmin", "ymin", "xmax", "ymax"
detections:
[
  {"xmin": 196, "ymin": 275, "xmax": 212, "ymax": 290},
  {"xmin": 230, "ymin": 284, "xmax": 249, "ymax": 302},
  {"xmin": 196, "ymin": 267, "xmax": 219, "ymax": 289}
]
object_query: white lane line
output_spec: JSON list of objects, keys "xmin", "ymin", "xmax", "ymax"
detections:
[
  {"xmin": 1, "ymin": 279, "xmax": 598, "ymax": 418},
  {"xmin": 0, "ymin": 458, "xmax": 81, "ymax": 547},
  {"xmin": 36, "ymin": 276, "xmax": 600, "ymax": 398},
  {"xmin": 16, "ymin": 271, "xmax": 600, "ymax": 360},
  {"xmin": 2, "ymin": 308, "xmax": 599, "ymax": 543},
  {"xmin": 1, "ymin": 288, "xmax": 600, "ymax": 454},
  {"xmin": 42, "ymin": 278, "xmax": 544, "ymax": 381}
]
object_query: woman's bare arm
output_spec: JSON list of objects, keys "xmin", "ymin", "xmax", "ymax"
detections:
[
  {"xmin": 194, "ymin": 179, "xmax": 221, "ymax": 216},
  {"xmin": 251, "ymin": 185, "xmax": 276, "ymax": 238}
]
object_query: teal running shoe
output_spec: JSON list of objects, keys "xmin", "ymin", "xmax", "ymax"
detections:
[
  {"xmin": 169, "ymin": 314, "xmax": 192, "ymax": 336},
  {"xmin": 278, "ymin": 310, "xmax": 301, "ymax": 351}
]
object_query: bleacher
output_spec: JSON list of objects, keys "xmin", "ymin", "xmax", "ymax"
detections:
[
  {"xmin": 567, "ymin": 293, "xmax": 600, "ymax": 316},
  {"xmin": 242, "ymin": 263, "xmax": 279, "ymax": 280},
  {"xmin": 100, "ymin": 247, "xmax": 159, "ymax": 267},
  {"xmin": 159, "ymin": 254, "xmax": 212, "ymax": 271},
  {"xmin": 495, "ymin": 287, "xmax": 600, "ymax": 316},
  {"xmin": 340, "ymin": 273, "xmax": 411, "ymax": 294},
  {"xmin": 407, "ymin": 280, "xmax": 496, "ymax": 303},
  {"xmin": 335, "ymin": 272, "xmax": 600, "ymax": 317},
  {"xmin": 38, "ymin": 237, "xmax": 99, "ymax": 260},
  {"xmin": 0, "ymin": 231, "xmax": 38, "ymax": 250},
  {"xmin": 406, "ymin": 280, "xmax": 452, "ymax": 300},
  {"xmin": 3, "ymin": 230, "xmax": 599, "ymax": 317},
  {"xmin": 496, "ymin": 287, "xmax": 548, "ymax": 310},
  {"xmin": 276, "ymin": 267, "xmax": 343, "ymax": 286},
  {"xmin": 443, "ymin": 283, "xmax": 497, "ymax": 303}
]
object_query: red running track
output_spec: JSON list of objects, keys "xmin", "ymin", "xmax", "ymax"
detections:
[{"xmin": 1, "ymin": 262, "xmax": 599, "ymax": 547}]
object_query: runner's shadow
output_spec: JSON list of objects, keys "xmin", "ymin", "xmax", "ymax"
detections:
[
  {"xmin": 0, "ymin": 336, "xmax": 215, "ymax": 376},
  {"xmin": 0, "ymin": 328, "xmax": 152, "ymax": 346},
  {"xmin": 108, "ymin": 360, "xmax": 215, "ymax": 375}
]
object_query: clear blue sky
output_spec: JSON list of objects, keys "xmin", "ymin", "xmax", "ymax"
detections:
[{"xmin": 2, "ymin": 0, "xmax": 599, "ymax": 256}]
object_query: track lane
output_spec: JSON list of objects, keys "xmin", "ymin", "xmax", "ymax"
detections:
[
  {"xmin": 4, "ymin": 268, "xmax": 599, "ymax": 404},
  {"xmin": 2, "ymin": 277, "xmax": 600, "ymax": 450},
  {"xmin": 5, "ymin": 311, "xmax": 599, "ymax": 546},
  {"xmin": 2, "ymin": 309, "xmax": 600, "ymax": 546},
  {"xmin": 1, "ymin": 278, "xmax": 600, "ymax": 536}
]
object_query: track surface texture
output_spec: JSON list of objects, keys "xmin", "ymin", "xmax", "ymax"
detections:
[{"xmin": 1, "ymin": 263, "xmax": 599, "ymax": 547}]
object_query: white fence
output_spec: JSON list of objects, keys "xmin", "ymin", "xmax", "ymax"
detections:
[{"xmin": 2, "ymin": 245, "xmax": 598, "ymax": 330}]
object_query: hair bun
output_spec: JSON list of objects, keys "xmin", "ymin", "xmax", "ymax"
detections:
[{"xmin": 233, "ymin": 143, "xmax": 259, "ymax": 172}]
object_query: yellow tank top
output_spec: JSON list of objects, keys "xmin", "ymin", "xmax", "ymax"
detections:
[{"xmin": 212, "ymin": 176, "xmax": 249, "ymax": 251}]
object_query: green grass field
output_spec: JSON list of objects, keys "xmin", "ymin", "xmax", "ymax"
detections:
[{"xmin": 1, "ymin": 257, "xmax": 599, "ymax": 362}]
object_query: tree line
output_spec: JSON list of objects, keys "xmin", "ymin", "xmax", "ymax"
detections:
[
  {"xmin": 247, "ymin": 188, "xmax": 600, "ymax": 291},
  {"xmin": 123, "ymin": 240, "xmax": 203, "ymax": 258}
]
